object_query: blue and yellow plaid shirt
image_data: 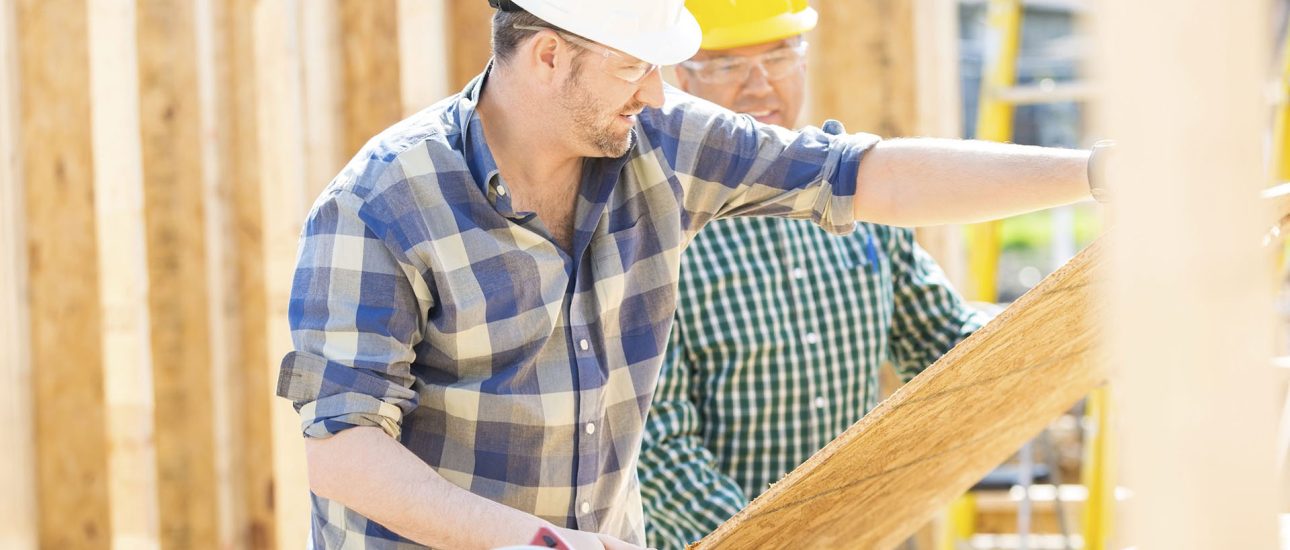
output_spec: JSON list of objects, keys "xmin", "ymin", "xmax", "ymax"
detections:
[{"xmin": 276, "ymin": 66, "xmax": 879, "ymax": 548}]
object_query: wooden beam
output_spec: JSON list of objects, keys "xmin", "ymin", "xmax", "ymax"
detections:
[
  {"xmin": 17, "ymin": 0, "xmax": 113, "ymax": 546},
  {"xmin": 208, "ymin": 0, "xmax": 276, "ymax": 546},
  {"xmin": 136, "ymin": 0, "xmax": 221, "ymax": 546},
  {"xmin": 88, "ymin": 0, "xmax": 162, "ymax": 547},
  {"xmin": 339, "ymin": 0, "xmax": 402, "ymax": 158},
  {"xmin": 809, "ymin": 0, "xmax": 917, "ymax": 138},
  {"xmin": 1096, "ymin": 0, "xmax": 1285, "ymax": 546},
  {"xmin": 252, "ymin": 3, "xmax": 312, "ymax": 547},
  {"xmin": 396, "ymin": 0, "xmax": 450, "ymax": 115},
  {"xmin": 810, "ymin": 0, "xmax": 965, "ymax": 286},
  {"xmin": 911, "ymin": 0, "xmax": 967, "ymax": 287},
  {"xmin": 300, "ymin": 0, "xmax": 343, "ymax": 196},
  {"xmin": 448, "ymin": 0, "xmax": 495, "ymax": 90},
  {"xmin": 0, "ymin": 0, "xmax": 36, "ymax": 547},
  {"xmin": 695, "ymin": 241, "xmax": 1109, "ymax": 549}
]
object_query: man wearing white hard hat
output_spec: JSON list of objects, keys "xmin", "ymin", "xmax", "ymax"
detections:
[
  {"xmin": 638, "ymin": 2, "xmax": 988, "ymax": 548},
  {"xmin": 276, "ymin": 0, "xmax": 1106, "ymax": 548}
]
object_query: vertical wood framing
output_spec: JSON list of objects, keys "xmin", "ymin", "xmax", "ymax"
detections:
[
  {"xmin": 253, "ymin": 2, "xmax": 312, "ymax": 547},
  {"xmin": 300, "ymin": 0, "xmax": 343, "ymax": 196},
  {"xmin": 88, "ymin": 0, "xmax": 162, "ymax": 547},
  {"xmin": 809, "ymin": 0, "xmax": 917, "ymax": 138},
  {"xmin": 911, "ymin": 0, "xmax": 967, "ymax": 286},
  {"xmin": 339, "ymin": 0, "xmax": 403, "ymax": 159},
  {"xmin": 207, "ymin": 0, "xmax": 277, "ymax": 546},
  {"xmin": 0, "ymin": 0, "xmax": 36, "ymax": 546},
  {"xmin": 1098, "ymin": 0, "xmax": 1286, "ymax": 546},
  {"xmin": 396, "ymin": 0, "xmax": 450, "ymax": 116},
  {"xmin": 448, "ymin": 1, "xmax": 495, "ymax": 90},
  {"xmin": 809, "ymin": 0, "xmax": 966, "ymax": 286},
  {"xmin": 136, "ymin": 0, "xmax": 221, "ymax": 546},
  {"xmin": 17, "ymin": 0, "xmax": 113, "ymax": 546}
]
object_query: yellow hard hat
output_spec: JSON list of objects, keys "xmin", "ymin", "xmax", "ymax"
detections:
[{"xmin": 685, "ymin": 0, "xmax": 818, "ymax": 51}]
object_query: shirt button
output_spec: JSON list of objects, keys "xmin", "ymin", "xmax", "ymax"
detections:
[
  {"xmin": 792, "ymin": 267, "xmax": 807, "ymax": 280},
  {"xmin": 804, "ymin": 332, "xmax": 819, "ymax": 345},
  {"xmin": 495, "ymin": 184, "xmax": 507, "ymax": 196},
  {"xmin": 585, "ymin": 422, "xmax": 596, "ymax": 435},
  {"xmin": 578, "ymin": 339, "xmax": 590, "ymax": 351},
  {"xmin": 814, "ymin": 396, "xmax": 827, "ymax": 409},
  {"xmin": 580, "ymin": 501, "xmax": 591, "ymax": 514}
]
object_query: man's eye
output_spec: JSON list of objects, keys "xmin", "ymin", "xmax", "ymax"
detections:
[{"xmin": 710, "ymin": 61, "xmax": 744, "ymax": 74}]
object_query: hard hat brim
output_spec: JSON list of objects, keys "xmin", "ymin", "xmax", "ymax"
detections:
[{"xmin": 699, "ymin": 7, "xmax": 818, "ymax": 51}]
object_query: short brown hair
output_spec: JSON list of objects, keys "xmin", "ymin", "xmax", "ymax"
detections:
[{"xmin": 491, "ymin": 9, "xmax": 549, "ymax": 63}]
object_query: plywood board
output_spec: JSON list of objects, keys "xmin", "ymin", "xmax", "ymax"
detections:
[
  {"xmin": 17, "ymin": 0, "xmax": 113, "ymax": 546},
  {"xmin": 695, "ymin": 240, "xmax": 1109, "ymax": 550},
  {"xmin": 0, "ymin": 0, "xmax": 36, "ymax": 546}
]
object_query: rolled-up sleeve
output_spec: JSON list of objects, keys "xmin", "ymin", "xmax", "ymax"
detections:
[
  {"xmin": 642, "ymin": 88, "xmax": 880, "ymax": 238},
  {"xmin": 276, "ymin": 186, "xmax": 430, "ymax": 440}
]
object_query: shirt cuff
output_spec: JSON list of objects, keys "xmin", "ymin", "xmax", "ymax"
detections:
[{"xmin": 277, "ymin": 350, "xmax": 411, "ymax": 440}]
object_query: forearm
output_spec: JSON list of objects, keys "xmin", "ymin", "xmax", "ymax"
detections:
[
  {"xmin": 306, "ymin": 426, "xmax": 560, "ymax": 549},
  {"xmin": 853, "ymin": 138, "xmax": 1091, "ymax": 227}
]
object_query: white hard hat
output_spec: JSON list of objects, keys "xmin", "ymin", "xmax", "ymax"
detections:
[{"xmin": 499, "ymin": 0, "xmax": 702, "ymax": 66}]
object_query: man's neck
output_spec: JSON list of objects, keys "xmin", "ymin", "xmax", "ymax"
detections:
[{"xmin": 476, "ymin": 66, "xmax": 583, "ymax": 192}]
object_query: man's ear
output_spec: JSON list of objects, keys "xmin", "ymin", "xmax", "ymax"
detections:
[{"xmin": 523, "ymin": 31, "xmax": 564, "ymax": 85}]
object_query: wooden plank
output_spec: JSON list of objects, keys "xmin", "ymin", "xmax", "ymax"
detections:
[
  {"xmin": 809, "ymin": 0, "xmax": 916, "ymax": 138},
  {"xmin": 88, "ymin": 0, "xmax": 162, "ymax": 547},
  {"xmin": 396, "ymin": 0, "xmax": 450, "ymax": 115},
  {"xmin": 447, "ymin": 0, "xmax": 495, "ymax": 90},
  {"xmin": 300, "ymin": 0, "xmax": 343, "ymax": 195},
  {"xmin": 911, "ymin": 0, "xmax": 967, "ymax": 287},
  {"xmin": 136, "ymin": 0, "xmax": 220, "ymax": 546},
  {"xmin": 16, "ymin": 0, "xmax": 113, "ymax": 547},
  {"xmin": 205, "ymin": 0, "xmax": 276, "ymax": 546},
  {"xmin": 1097, "ymin": 0, "xmax": 1285, "ymax": 546},
  {"xmin": 339, "ymin": 0, "xmax": 402, "ymax": 157},
  {"xmin": 810, "ymin": 0, "xmax": 965, "ymax": 286},
  {"xmin": 252, "ymin": 3, "xmax": 312, "ymax": 547},
  {"xmin": 695, "ymin": 240, "xmax": 1109, "ymax": 549},
  {"xmin": 0, "ymin": 0, "xmax": 36, "ymax": 547}
]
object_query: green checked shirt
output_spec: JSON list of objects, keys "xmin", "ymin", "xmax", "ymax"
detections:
[{"xmin": 639, "ymin": 217, "xmax": 987, "ymax": 549}]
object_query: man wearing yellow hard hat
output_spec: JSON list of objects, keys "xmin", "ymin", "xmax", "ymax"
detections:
[{"xmin": 638, "ymin": 2, "xmax": 987, "ymax": 548}]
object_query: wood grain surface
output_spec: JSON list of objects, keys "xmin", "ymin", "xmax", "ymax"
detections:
[{"xmin": 695, "ymin": 240, "xmax": 1109, "ymax": 550}]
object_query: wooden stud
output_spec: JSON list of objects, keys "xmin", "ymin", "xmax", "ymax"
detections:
[
  {"xmin": 88, "ymin": 0, "xmax": 162, "ymax": 547},
  {"xmin": 339, "ymin": 0, "xmax": 403, "ymax": 159},
  {"xmin": 448, "ymin": 0, "xmax": 495, "ymax": 90},
  {"xmin": 253, "ymin": 2, "xmax": 313, "ymax": 547},
  {"xmin": 0, "ymin": 0, "xmax": 36, "ymax": 547},
  {"xmin": 17, "ymin": 0, "xmax": 113, "ymax": 546},
  {"xmin": 207, "ymin": 0, "xmax": 276, "ymax": 546},
  {"xmin": 396, "ymin": 0, "xmax": 451, "ymax": 115},
  {"xmin": 135, "ymin": 0, "xmax": 221, "ymax": 546},
  {"xmin": 809, "ymin": 0, "xmax": 965, "ymax": 286},
  {"xmin": 695, "ymin": 241, "xmax": 1110, "ymax": 549},
  {"xmin": 1096, "ymin": 0, "xmax": 1285, "ymax": 546},
  {"xmin": 300, "ymin": 0, "xmax": 343, "ymax": 196}
]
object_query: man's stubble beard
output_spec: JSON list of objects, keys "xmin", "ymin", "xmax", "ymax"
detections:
[{"xmin": 560, "ymin": 70, "xmax": 639, "ymax": 158}]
